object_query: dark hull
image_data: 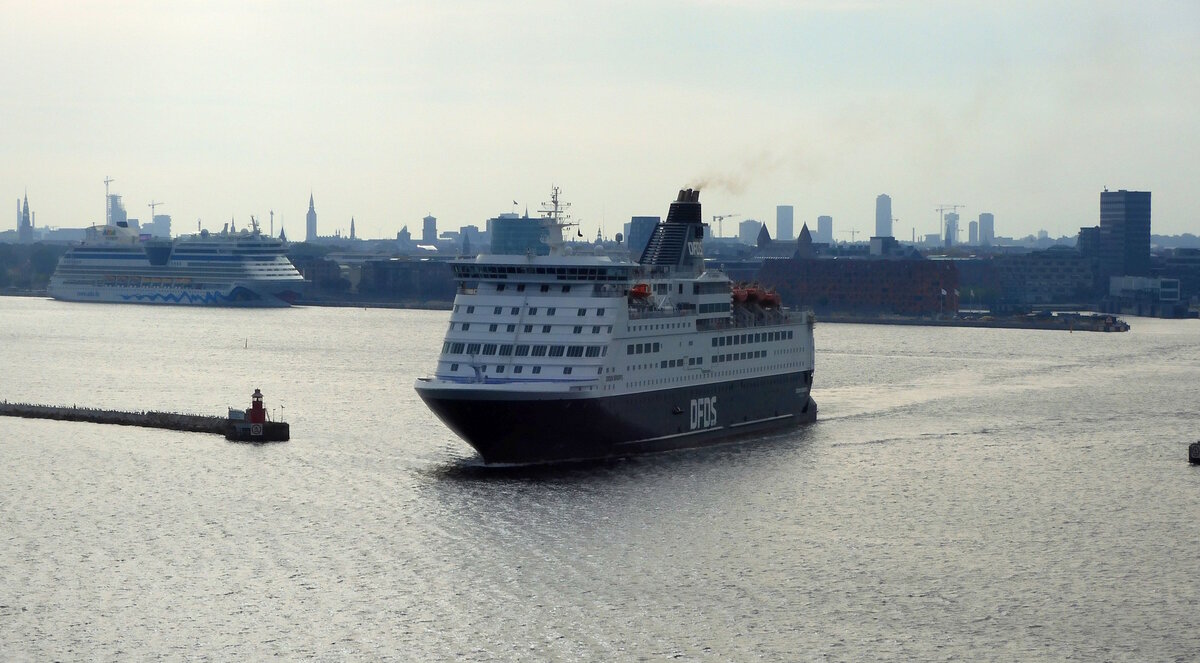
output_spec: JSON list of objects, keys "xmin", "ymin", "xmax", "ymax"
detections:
[{"xmin": 417, "ymin": 371, "xmax": 815, "ymax": 464}]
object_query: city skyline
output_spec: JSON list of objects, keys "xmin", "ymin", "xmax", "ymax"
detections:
[{"xmin": 3, "ymin": 2, "xmax": 1198, "ymax": 241}]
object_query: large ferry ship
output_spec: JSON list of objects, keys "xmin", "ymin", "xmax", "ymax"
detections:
[
  {"xmin": 48, "ymin": 219, "xmax": 306, "ymax": 307},
  {"xmin": 415, "ymin": 188, "xmax": 816, "ymax": 464}
]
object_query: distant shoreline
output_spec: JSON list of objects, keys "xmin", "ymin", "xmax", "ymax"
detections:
[
  {"xmin": 0, "ymin": 290, "xmax": 454, "ymax": 311},
  {"xmin": 819, "ymin": 313, "xmax": 1133, "ymax": 332},
  {"xmin": 293, "ymin": 299, "xmax": 454, "ymax": 311},
  {"xmin": 1, "ymin": 292, "xmax": 1153, "ymax": 329}
]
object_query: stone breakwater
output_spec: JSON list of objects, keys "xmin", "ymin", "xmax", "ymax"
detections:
[{"xmin": 0, "ymin": 401, "xmax": 227, "ymax": 435}]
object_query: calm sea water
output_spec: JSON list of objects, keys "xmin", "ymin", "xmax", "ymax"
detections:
[{"xmin": 1, "ymin": 296, "xmax": 1198, "ymax": 661}]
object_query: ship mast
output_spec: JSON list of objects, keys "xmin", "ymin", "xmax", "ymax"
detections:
[{"xmin": 538, "ymin": 185, "xmax": 575, "ymax": 255}]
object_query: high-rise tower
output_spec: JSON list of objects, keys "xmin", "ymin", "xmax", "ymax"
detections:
[
  {"xmin": 1098, "ymin": 189, "xmax": 1151, "ymax": 280},
  {"xmin": 817, "ymin": 215, "xmax": 833, "ymax": 245},
  {"xmin": 875, "ymin": 194, "xmax": 892, "ymax": 238},
  {"xmin": 943, "ymin": 212, "xmax": 959, "ymax": 247},
  {"xmin": 776, "ymin": 205, "xmax": 794, "ymax": 241},
  {"xmin": 978, "ymin": 213, "xmax": 995, "ymax": 246},
  {"xmin": 305, "ymin": 194, "xmax": 317, "ymax": 242}
]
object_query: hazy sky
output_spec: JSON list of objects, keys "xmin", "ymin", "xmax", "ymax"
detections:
[{"xmin": 4, "ymin": 1, "xmax": 1198, "ymax": 241}]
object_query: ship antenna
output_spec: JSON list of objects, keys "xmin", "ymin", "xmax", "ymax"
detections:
[{"xmin": 538, "ymin": 184, "xmax": 575, "ymax": 255}]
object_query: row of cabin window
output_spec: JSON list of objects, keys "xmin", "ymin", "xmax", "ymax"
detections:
[
  {"xmin": 454, "ymin": 265, "xmax": 631, "ymax": 278},
  {"xmin": 455, "ymin": 304, "xmax": 607, "ymax": 317},
  {"xmin": 711, "ymin": 329, "xmax": 794, "ymax": 347},
  {"xmin": 453, "ymin": 323, "xmax": 613, "ymax": 334},
  {"xmin": 629, "ymin": 321, "xmax": 689, "ymax": 332},
  {"xmin": 443, "ymin": 342, "xmax": 608, "ymax": 358},
  {"xmin": 464, "ymin": 283, "xmax": 615, "ymax": 293},
  {"xmin": 627, "ymin": 342, "xmax": 662, "ymax": 355},
  {"xmin": 447, "ymin": 363, "xmax": 596, "ymax": 376},
  {"xmin": 693, "ymin": 281, "xmax": 732, "ymax": 295},
  {"xmin": 712, "ymin": 350, "xmax": 767, "ymax": 363}
]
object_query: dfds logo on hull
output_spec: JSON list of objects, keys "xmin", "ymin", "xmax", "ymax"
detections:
[{"xmin": 690, "ymin": 397, "xmax": 717, "ymax": 431}]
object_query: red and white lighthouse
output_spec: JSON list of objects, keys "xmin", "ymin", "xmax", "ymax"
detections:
[{"xmin": 248, "ymin": 388, "xmax": 267, "ymax": 424}]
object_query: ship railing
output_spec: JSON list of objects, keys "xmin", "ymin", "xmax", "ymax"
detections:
[
  {"xmin": 627, "ymin": 307, "xmax": 693, "ymax": 320},
  {"xmin": 695, "ymin": 311, "xmax": 802, "ymax": 331},
  {"xmin": 456, "ymin": 283, "xmax": 629, "ymax": 298}
]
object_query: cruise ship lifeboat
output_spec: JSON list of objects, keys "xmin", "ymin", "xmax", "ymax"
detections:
[
  {"xmin": 732, "ymin": 285, "xmax": 748, "ymax": 303},
  {"xmin": 629, "ymin": 283, "xmax": 651, "ymax": 299},
  {"xmin": 761, "ymin": 289, "xmax": 782, "ymax": 308}
]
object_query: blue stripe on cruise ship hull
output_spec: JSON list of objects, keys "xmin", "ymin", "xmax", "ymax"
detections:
[
  {"xmin": 51, "ymin": 285, "xmax": 301, "ymax": 308},
  {"xmin": 417, "ymin": 371, "xmax": 816, "ymax": 464}
]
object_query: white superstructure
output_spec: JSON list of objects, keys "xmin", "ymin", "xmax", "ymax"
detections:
[{"xmin": 48, "ymin": 221, "xmax": 306, "ymax": 307}]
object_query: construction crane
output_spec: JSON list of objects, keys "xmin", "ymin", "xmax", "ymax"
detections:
[
  {"xmin": 712, "ymin": 213, "xmax": 740, "ymax": 238},
  {"xmin": 935, "ymin": 204, "xmax": 964, "ymax": 244},
  {"xmin": 840, "ymin": 229, "xmax": 861, "ymax": 242},
  {"xmin": 148, "ymin": 200, "xmax": 164, "ymax": 223}
]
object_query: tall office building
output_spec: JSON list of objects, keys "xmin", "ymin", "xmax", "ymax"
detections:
[
  {"xmin": 943, "ymin": 211, "xmax": 959, "ymax": 247},
  {"xmin": 1077, "ymin": 225, "xmax": 1100, "ymax": 260},
  {"xmin": 108, "ymin": 194, "xmax": 128, "ymax": 227},
  {"xmin": 979, "ymin": 213, "xmax": 995, "ymax": 246},
  {"xmin": 817, "ymin": 215, "xmax": 833, "ymax": 245},
  {"xmin": 144, "ymin": 213, "xmax": 172, "ymax": 238},
  {"xmin": 305, "ymin": 194, "xmax": 317, "ymax": 242},
  {"xmin": 968, "ymin": 220, "xmax": 978, "ymax": 245},
  {"xmin": 491, "ymin": 214, "xmax": 546, "ymax": 255},
  {"xmin": 422, "ymin": 215, "xmax": 438, "ymax": 243},
  {"xmin": 875, "ymin": 194, "xmax": 892, "ymax": 238},
  {"xmin": 1098, "ymin": 189, "xmax": 1151, "ymax": 280},
  {"xmin": 776, "ymin": 205, "xmax": 794, "ymax": 241}
]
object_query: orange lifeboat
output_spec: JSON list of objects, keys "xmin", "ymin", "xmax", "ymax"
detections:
[
  {"xmin": 762, "ymin": 289, "xmax": 782, "ymax": 308},
  {"xmin": 630, "ymin": 283, "xmax": 651, "ymax": 299},
  {"xmin": 744, "ymin": 285, "xmax": 763, "ymax": 303},
  {"xmin": 731, "ymin": 285, "xmax": 748, "ymax": 303}
]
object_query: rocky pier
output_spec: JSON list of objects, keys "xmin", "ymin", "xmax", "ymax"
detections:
[{"xmin": 1, "ymin": 401, "xmax": 229, "ymax": 436}]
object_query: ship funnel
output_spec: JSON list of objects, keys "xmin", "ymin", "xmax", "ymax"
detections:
[
  {"xmin": 666, "ymin": 188, "xmax": 702, "ymax": 225},
  {"xmin": 638, "ymin": 188, "xmax": 706, "ymax": 268}
]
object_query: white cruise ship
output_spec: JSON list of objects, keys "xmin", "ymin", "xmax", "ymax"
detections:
[
  {"xmin": 48, "ymin": 220, "xmax": 306, "ymax": 307},
  {"xmin": 415, "ymin": 188, "xmax": 816, "ymax": 464}
]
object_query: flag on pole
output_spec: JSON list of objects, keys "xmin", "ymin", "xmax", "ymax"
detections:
[{"xmin": 941, "ymin": 288, "xmax": 947, "ymax": 296}]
